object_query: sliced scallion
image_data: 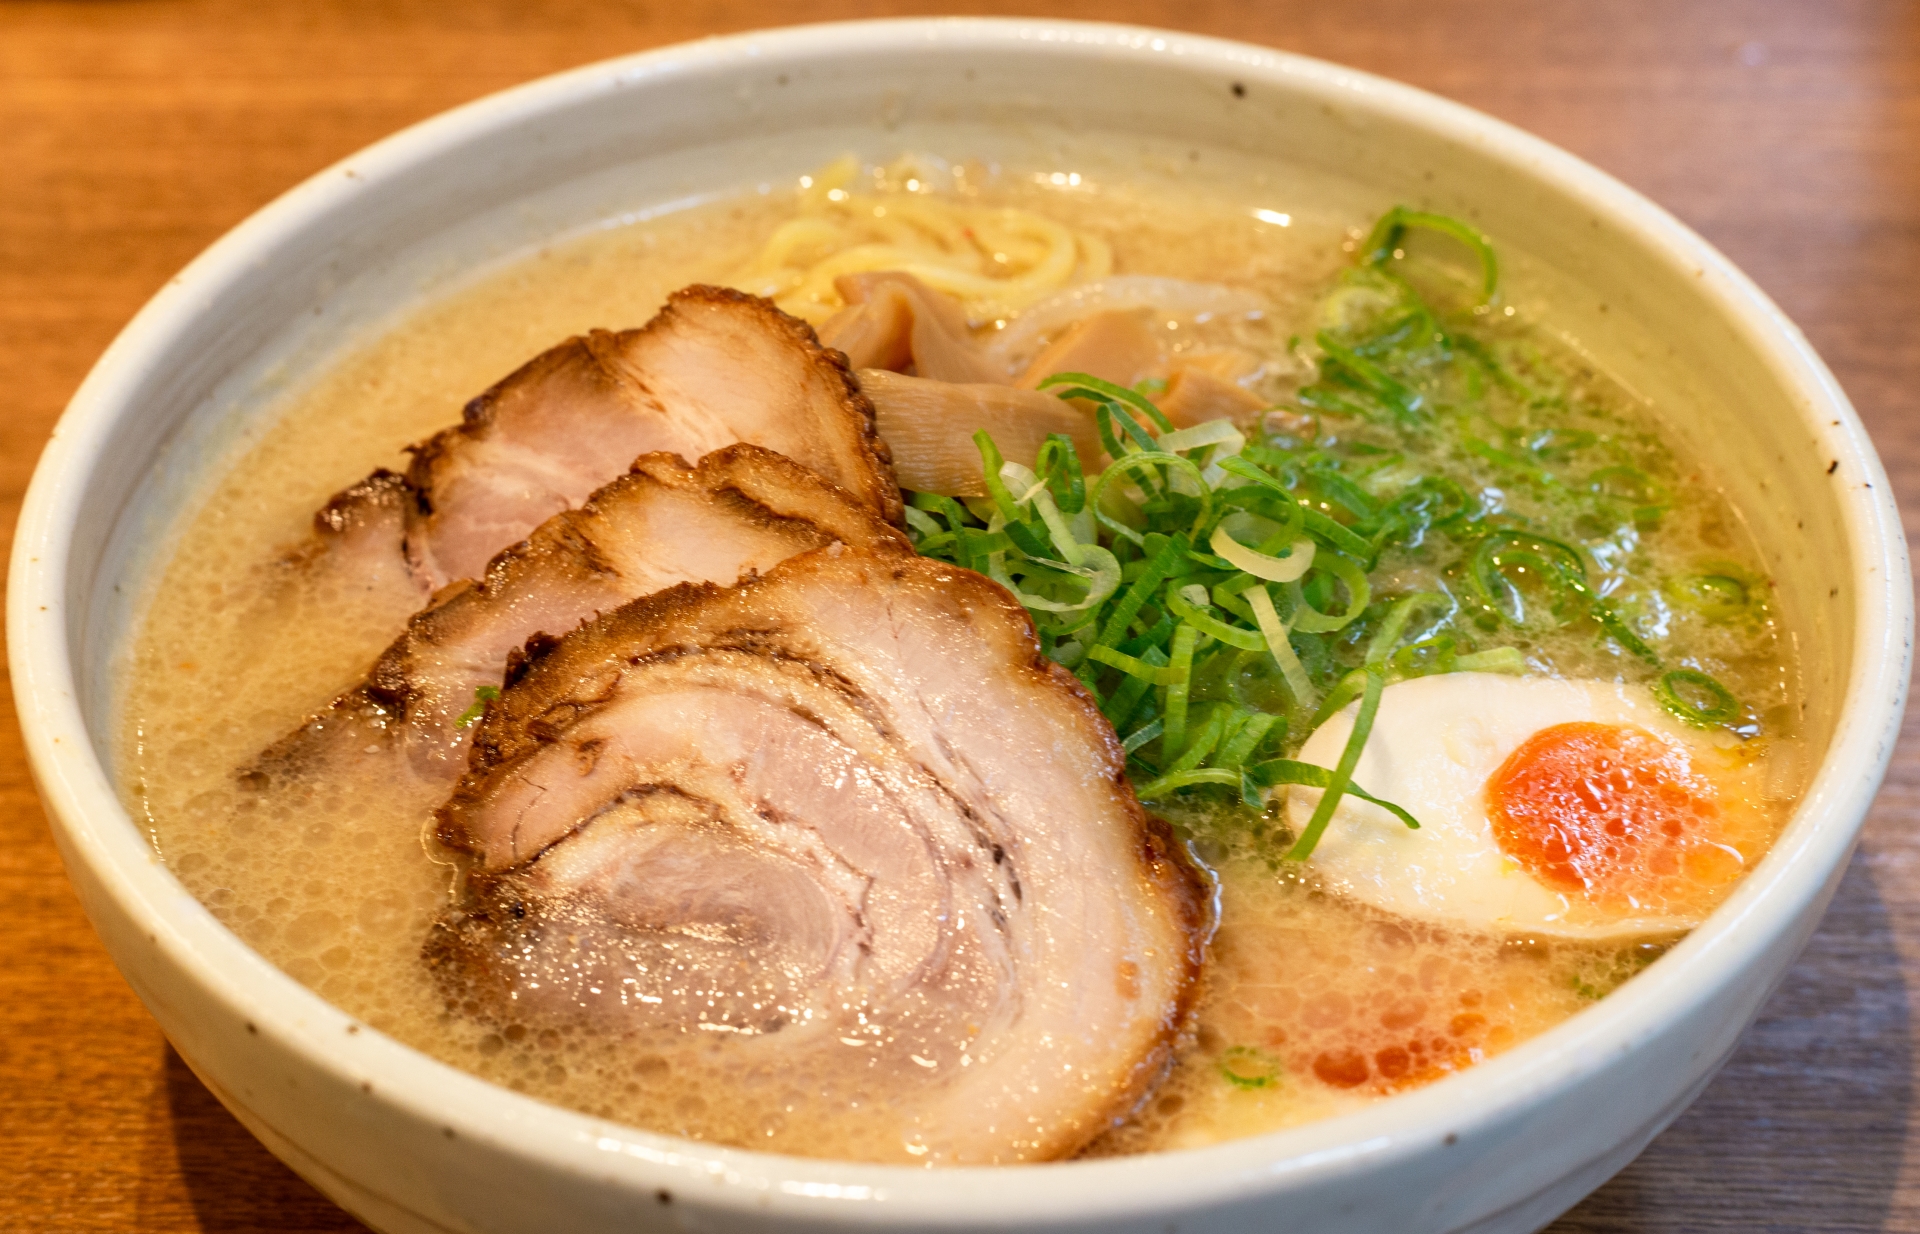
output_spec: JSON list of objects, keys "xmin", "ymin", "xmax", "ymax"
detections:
[
  {"xmin": 1210, "ymin": 520, "xmax": 1316, "ymax": 583},
  {"xmin": 1284, "ymin": 666, "xmax": 1387, "ymax": 860},
  {"xmin": 1656, "ymin": 668, "xmax": 1741, "ymax": 727}
]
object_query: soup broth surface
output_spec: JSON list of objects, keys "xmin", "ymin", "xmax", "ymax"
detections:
[{"xmin": 117, "ymin": 157, "xmax": 1801, "ymax": 1159}]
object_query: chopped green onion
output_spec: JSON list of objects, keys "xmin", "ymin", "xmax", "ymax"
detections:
[
  {"xmin": 1165, "ymin": 705, "xmax": 1229, "ymax": 775},
  {"xmin": 1040, "ymin": 370, "xmax": 1176, "ymax": 433},
  {"xmin": 1104, "ymin": 646, "xmax": 1168, "ymax": 728},
  {"xmin": 455, "ymin": 685, "xmax": 500, "ymax": 729},
  {"xmin": 1216, "ymin": 453, "xmax": 1289, "ymax": 494},
  {"xmin": 1453, "ymin": 647, "xmax": 1527, "ymax": 674},
  {"xmin": 1366, "ymin": 592, "xmax": 1450, "ymax": 665},
  {"xmin": 1285, "ymin": 666, "xmax": 1387, "ymax": 860},
  {"xmin": 1362, "ymin": 206, "xmax": 1499, "ymax": 303},
  {"xmin": 1307, "ymin": 670, "xmax": 1367, "ymax": 731},
  {"xmin": 987, "ymin": 550, "xmax": 1120, "ymax": 614},
  {"xmin": 1218, "ymin": 1046, "xmax": 1283, "ymax": 1090},
  {"xmin": 1666, "ymin": 570, "xmax": 1754, "ymax": 623},
  {"xmin": 1120, "ymin": 716, "xmax": 1164, "ymax": 755},
  {"xmin": 905, "ymin": 206, "xmax": 1761, "ymax": 863},
  {"xmin": 1285, "ymin": 552, "xmax": 1372, "ymax": 633},
  {"xmin": 1216, "ymin": 711, "xmax": 1282, "ymax": 768},
  {"xmin": 1656, "ymin": 668, "xmax": 1741, "ymax": 727},
  {"xmin": 1317, "ymin": 334, "xmax": 1425, "ymax": 423},
  {"xmin": 1389, "ymin": 634, "xmax": 1457, "ymax": 676},
  {"xmin": 1303, "ymin": 465, "xmax": 1382, "ymax": 522},
  {"xmin": 1025, "ymin": 483, "xmax": 1088, "ymax": 567},
  {"xmin": 1210, "ymin": 520, "xmax": 1316, "ymax": 582},
  {"xmin": 973, "ymin": 432, "xmax": 1054, "ymax": 560},
  {"xmin": 1300, "ymin": 508, "xmax": 1377, "ymax": 565},
  {"xmin": 1247, "ymin": 585, "xmax": 1314, "ymax": 705},
  {"xmin": 1162, "ymin": 624, "xmax": 1200, "ymax": 753},
  {"xmin": 1089, "ymin": 536, "xmax": 1183, "ymax": 654},
  {"xmin": 1158, "ymin": 419, "xmax": 1247, "ymax": 458},
  {"xmin": 909, "ymin": 490, "xmax": 972, "ymax": 532},
  {"xmin": 1550, "ymin": 565, "xmax": 1662, "ymax": 666},
  {"xmin": 1097, "ymin": 400, "xmax": 1162, "ymax": 456},
  {"xmin": 902, "ymin": 505, "xmax": 944, "ymax": 538},
  {"xmin": 1135, "ymin": 767, "xmax": 1244, "ymax": 800},
  {"xmin": 1249, "ymin": 755, "xmax": 1420, "ymax": 834},
  {"xmin": 1469, "ymin": 531, "xmax": 1586, "ymax": 627},
  {"xmin": 1464, "ymin": 439, "xmax": 1565, "ymax": 501},
  {"xmin": 1092, "ymin": 451, "xmax": 1213, "ymax": 539},
  {"xmin": 1166, "ymin": 585, "xmax": 1267, "ymax": 650},
  {"xmin": 1034, "ymin": 433, "xmax": 1087, "ymax": 514},
  {"xmin": 1089, "ymin": 644, "xmax": 1182, "ymax": 684}
]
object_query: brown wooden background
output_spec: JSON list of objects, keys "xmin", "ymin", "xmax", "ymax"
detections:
[{"xmin": 4, "ymin": 2, "xmax": 1917, "ymax": 1230}]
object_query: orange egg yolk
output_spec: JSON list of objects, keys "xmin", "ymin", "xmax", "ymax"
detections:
[{"xmin": 1484, "ymin": 721, "xmax": 1742, "ymax": 912}]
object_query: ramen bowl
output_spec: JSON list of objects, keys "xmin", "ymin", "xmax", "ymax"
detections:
[{"xmin": 10, "ymin": 18, "xmax": 1908, "ymax": 1234}]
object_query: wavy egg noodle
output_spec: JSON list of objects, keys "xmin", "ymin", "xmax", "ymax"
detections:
[{"xmin": 728, "ymin": 155, "xmax": 1113, "ymax": 324}]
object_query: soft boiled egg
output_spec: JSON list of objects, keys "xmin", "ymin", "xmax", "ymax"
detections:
[{"xmin": 1285, "ymin": 672, "xmax": 1772, "ymax": 941}]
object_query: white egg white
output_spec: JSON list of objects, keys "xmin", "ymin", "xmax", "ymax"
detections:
[{"xmin": 1285, "ymin": 672, "xmax": 1739, "ymax": 941}]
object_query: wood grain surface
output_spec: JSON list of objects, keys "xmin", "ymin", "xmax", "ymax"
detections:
[{"xmin": 3, "ymin": 1, "xmax": 1916, "ymax": 1230}]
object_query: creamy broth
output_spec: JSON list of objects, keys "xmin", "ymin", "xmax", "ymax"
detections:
[{"xmin": 117, "ymin": 161, "xmax": 1800, "ymax": 1159}]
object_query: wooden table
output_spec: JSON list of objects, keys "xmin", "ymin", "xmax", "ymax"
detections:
[{"xmin": 4, "ymin": 1, "xmax": 1915, "ymax": 1229}]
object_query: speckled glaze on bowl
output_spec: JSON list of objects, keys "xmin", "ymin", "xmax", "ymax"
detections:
[{"xmin": 10, "ymin": 18, "xmax": 1909, "ymax": 1234}]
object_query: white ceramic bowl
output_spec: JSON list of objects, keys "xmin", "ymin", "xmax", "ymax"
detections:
[{"xmin": 11, "ymin": 18, "xmax": 1910, "ymax": 1234}]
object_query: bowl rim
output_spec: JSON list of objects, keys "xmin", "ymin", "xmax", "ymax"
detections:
[{"xmin": 9, "ymin": 14, "xmax": 1911, "ymax": 1225}]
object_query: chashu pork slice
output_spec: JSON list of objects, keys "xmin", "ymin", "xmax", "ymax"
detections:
[
  {"xmin": 428, "ymin": 549, "xmax": 1208, "ymax": 1165},
  {"xmin": 406, "ymin": 285, "xmax": 902, "ymax": 589},
  {"xmin": 242, "ymin": 469, "xmax": 425, "ymax": 690},
  {"xmin": 249, "ymin": 445, "xmax": 906, "ymax": 795},
  {"xmin": 269, "ymin": 286, "xmax": 900, "ymax": 653}
]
